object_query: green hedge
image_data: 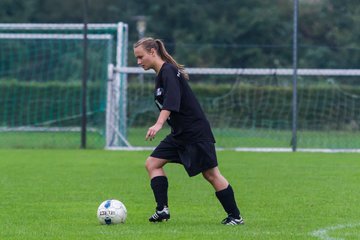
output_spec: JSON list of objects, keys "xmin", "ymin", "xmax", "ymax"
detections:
[
  {"xmin": 129, "ymin": 82, "xmax": 360, "ymax": 130},
  {"xmin": 0, "ymin": 80, "xmax": 106, "ymax": 127},
  {"xmin": 1, "ymin": 80, "xmax": 360, "ymax": 130}
]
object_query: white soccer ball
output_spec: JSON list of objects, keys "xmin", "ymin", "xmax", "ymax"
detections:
[{"xmin": 97, "ymin": 199, "xmax": 127, "ymax": 225}]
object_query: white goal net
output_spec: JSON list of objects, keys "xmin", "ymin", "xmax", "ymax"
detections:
[{"xmin": 107, "ymin": 66, "xmax": 360, "ymax": 152}]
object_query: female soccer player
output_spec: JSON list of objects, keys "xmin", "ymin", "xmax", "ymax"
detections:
[{"xmin": 133, "ymin": 37, "xmax": 244, "ymax": 225}]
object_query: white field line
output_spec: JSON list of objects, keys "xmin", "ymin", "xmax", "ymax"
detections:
[{"xmin": 310, "ymin": 222, "xmax": 360, "ymax": 240}]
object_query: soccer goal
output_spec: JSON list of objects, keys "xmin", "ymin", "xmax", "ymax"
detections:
[
  {"xmin": 0, "ymin": 23, "xmax": 128, "ymax": 149},
  {"xmin": 108, "ymin": 66, "xmax": 360, "ymax": 152}
]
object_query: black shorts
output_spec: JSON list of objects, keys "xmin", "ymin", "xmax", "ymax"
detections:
[{"xmin": 150, "ymin": 135, "xmax": 218, "ymax": 177}]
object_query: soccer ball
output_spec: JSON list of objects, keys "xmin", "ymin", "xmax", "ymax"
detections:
[{"xmin": 97, "ymin": 199, "xmax": 127, "ymax": 225}]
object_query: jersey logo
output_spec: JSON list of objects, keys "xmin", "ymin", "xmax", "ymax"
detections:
[
  {"xmin": 177, "ymin": 71, "xmax": 181, "ymax": 78},
  {"xmin": 156, "ymin": 88, "xmax": 163, "ymax": 96}
]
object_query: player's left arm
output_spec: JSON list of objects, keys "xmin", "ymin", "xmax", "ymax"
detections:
[{"xmin": 146, "ymin": 110, "xmax": 171, "ymax": 141}]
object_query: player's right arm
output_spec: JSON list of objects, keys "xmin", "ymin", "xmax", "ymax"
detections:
[{"xmin": 145, "ymin": 110, "xmax": 171, "ymax": 141}]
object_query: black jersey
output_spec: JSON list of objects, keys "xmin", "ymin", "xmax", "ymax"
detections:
[{"xmin": 154, "ymin": 63, "xmax": 215, "ymax": 144}]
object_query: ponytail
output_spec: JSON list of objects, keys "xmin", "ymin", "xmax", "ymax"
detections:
[{"xmin": 134, "ymin": 37, "xmax": 189, "ymax": 80}]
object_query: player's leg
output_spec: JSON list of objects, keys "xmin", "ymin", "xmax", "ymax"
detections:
[
  {"xmin": 146, "ymin": 156, "xmax": 170, "ymax": 222},
  {"xmin": 202, "ymin": 167, "xmax": 244, "ymax": 225},
  {"xmin": 202, "ymin": 166, "xmax": 228, "ymax": 191}
]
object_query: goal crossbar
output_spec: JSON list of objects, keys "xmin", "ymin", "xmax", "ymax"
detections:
[
  {"xmin": 0, "ymin": 33, "xmax": 112, "ymax": 40},
  {"xmin": 0, "ymin": 23, "xmax": 118, "ymax": 30},
  {"xmin": 114, "ymin": 66, "xmax": 360, "ymax": 76}
]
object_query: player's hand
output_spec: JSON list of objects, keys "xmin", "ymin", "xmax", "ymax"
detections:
[{"xmin": 145, "ymin": 123, "xmax": 163, "ymax": 141}]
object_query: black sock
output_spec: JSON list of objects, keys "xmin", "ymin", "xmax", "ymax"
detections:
[
  {"xmin": 150, "ymin": 176, "xmax": 168, "ymax": 210},
  {"xmin": 215, "ymin": 185, "xmax": 240, "ymax": 218}
]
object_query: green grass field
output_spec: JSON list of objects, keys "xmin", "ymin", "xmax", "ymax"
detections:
[{"xmin": 1, "ymin": 149, "xmax": 360, "ymax": 239}]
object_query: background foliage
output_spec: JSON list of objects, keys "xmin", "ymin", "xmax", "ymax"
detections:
[
  {"xmin": 1, "ymin": 0, "xmax": 359, "ymax": 68},
  {"xmin": 2, "ymin": 81, "xmax": 360, "ymax": 130}
]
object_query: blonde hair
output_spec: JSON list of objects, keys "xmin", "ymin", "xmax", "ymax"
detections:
[{"xmin": 134, "ymin": 37, "xmax": 189, "ymax": 80}]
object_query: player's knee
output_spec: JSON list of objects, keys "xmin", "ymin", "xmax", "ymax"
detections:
[
  {"xmin": 145, "ymin": 157, "xmax": 161, "ymax": 172},
  {"xmin": 202, "ymin": 168, "xmax": 225, "ymax": 183},
  {"xmin": 202, "ymin": 171, "xmax": 216, "ymax": 183},
  {"xmin": 145, "ymin": 157, "xmax": 153, "ymax": 172}
]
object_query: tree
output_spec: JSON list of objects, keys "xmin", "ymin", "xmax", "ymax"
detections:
[{"xmin": 0, "ymin": 0, "xmax": 359, "ymax": 68}]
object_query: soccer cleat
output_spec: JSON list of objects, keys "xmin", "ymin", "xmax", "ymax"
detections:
[
  {"xmin": 221, "ymin": 215, "xmax": 244, "ymax": 225},
  {"xmin": 149, "ymin": 206, "xmax": 170, "ymax": 222}
]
